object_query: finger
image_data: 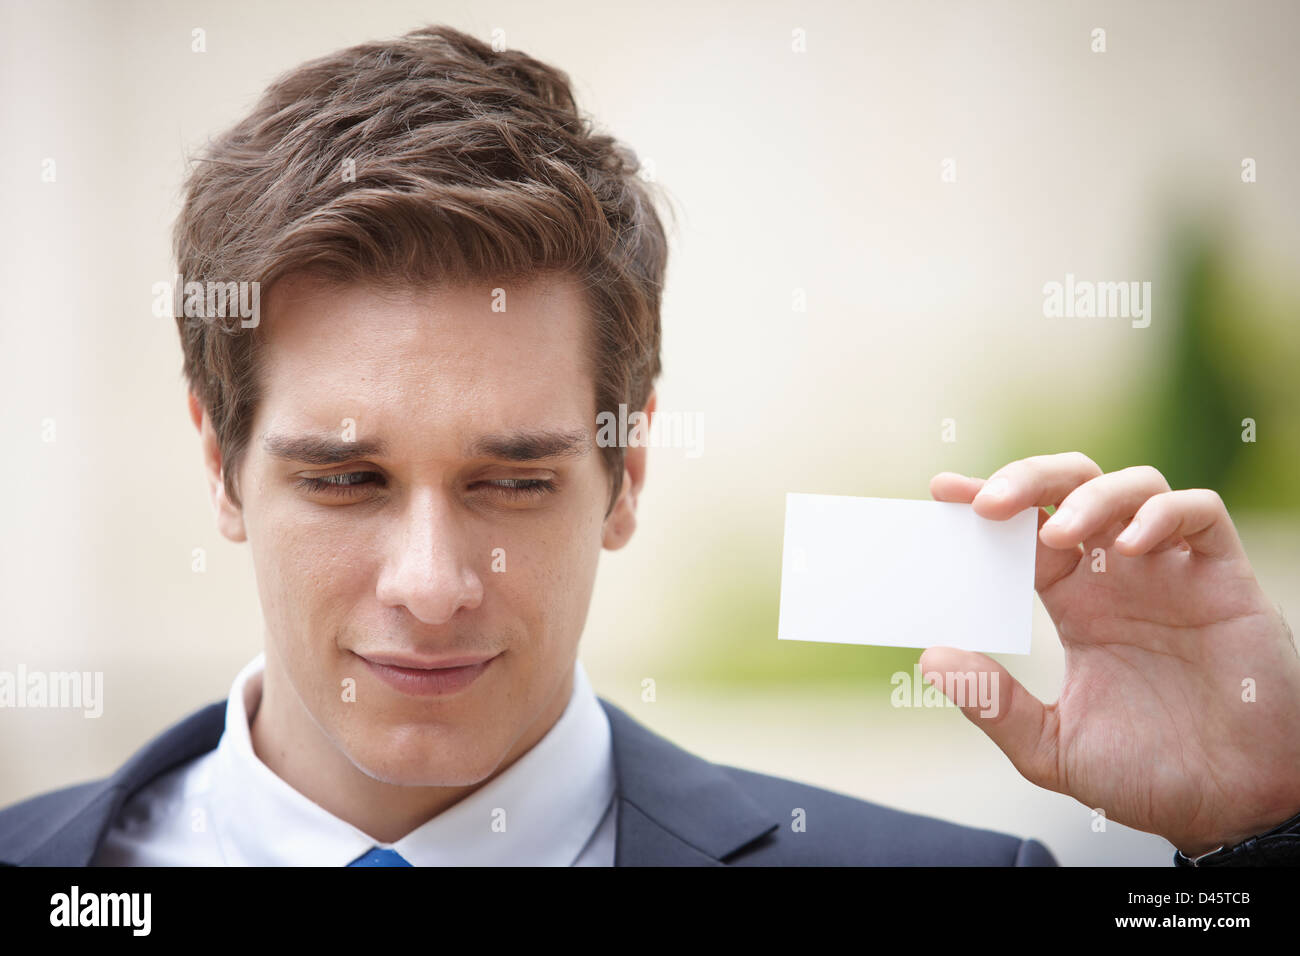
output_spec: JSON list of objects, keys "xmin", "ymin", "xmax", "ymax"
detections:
[
  {"xmin": 1114, "ymin": 488, "xmax": 1247, "ymax": 560},
  {"xmin": 930, "ymin": 472, "xmax": 985, "ymax": 503},
  {"xmin": 1038, "ymin": 465, "xmax": 1171, "ymax": 551},
  {"xmin": 972, "ymin": 452, "xmax": 1104, "ymax": 521},
  {"xmin": 919, "ymin": 646, "xmax": 1060, "ymax": 793},
  {"xmin": 935, "ymin": 472, "xmax": 1082, "ymax": 591},
  {"xmin": 1030, "ymin": 505, "xmax": 1084, "ymax": 591},
  {"xmin": 1144, "ymin": 534, "xmax": 1191, "ymax": 554}
]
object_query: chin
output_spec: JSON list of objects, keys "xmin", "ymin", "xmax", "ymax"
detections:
[{"xmin": 344, "ymin": 727, "xmax": 505, "ymax": 788}]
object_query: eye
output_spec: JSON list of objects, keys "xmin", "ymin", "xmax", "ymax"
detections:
[
  {"xmin": 296, "ymin": 472, "xmax": 382, "ymax": 497},
  {"xmin": 479, "ymin": 478, "xmax": 557, "ymax": 500},
  {"xmin": 295, "ymin": 473, "xmax": 556, "ymax": 502}
]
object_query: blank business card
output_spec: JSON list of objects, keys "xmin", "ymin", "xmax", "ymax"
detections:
[{"xmin": 777, "ymin": 492, "xmax": 1038, "ymax": 655}]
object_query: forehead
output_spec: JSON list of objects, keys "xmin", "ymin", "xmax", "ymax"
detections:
[{"xmin": 251, "ymin": 273, "xmax": 595, "ymax": 453}]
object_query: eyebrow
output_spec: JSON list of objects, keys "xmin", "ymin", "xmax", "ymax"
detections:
[
  {"xmin": 262, "ymin": 433, "xmax": 389, "ymax": 465},
  {"xmin": 261, "ymin": 428, "xmax": 591, "ymax": 465},
  {"xmin": 467, "ymin": 429, "xmax": 591, "ymax": 462}
]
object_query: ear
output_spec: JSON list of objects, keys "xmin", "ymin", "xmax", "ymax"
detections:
[
  {"xmin": 601, "ymin": 390, "xmax": 655, "ymax": 551},
  {"xmin": 187, "ymin": 391, "xmax": 247, "ymax": 543}
]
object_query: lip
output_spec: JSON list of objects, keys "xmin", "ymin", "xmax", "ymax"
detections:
[{"xmin": 354, "ymin": 651, "xmax": 500, "ymax": 697}]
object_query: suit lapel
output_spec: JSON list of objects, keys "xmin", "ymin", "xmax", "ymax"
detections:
[
  {"xmin": 598, "ymin": 698, "xmax": 778, "ymax": 865},
  {"xmin": 9, "ymin": 701, "xmax": 226, "ymax": 866}
]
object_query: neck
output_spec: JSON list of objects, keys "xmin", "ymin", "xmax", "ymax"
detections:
[{"xmin": 248, "ymin": 653, "xmax": 574, "ymax": 844}]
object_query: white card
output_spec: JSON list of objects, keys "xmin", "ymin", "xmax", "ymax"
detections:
[{"xmin": 777, "ymin": 492, "xmax": 1038, "ymax": 655}]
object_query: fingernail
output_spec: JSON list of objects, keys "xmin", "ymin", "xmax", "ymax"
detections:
[
  {"xmin": 979, "ymin": 477, "xmax": 1010, "ymax": 500},
  {"xmin": 1116, "ymin": 516, "xmax": 1140, "ymax": 544},
  {"xmin": 1049, "ymin": 505, "xmax": 1075, "ymax": 531}
]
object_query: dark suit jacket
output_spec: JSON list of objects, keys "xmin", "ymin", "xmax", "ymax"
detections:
[{"xmin": 0, "ymin": 697, "xmax": 1057, "ymax": 866}]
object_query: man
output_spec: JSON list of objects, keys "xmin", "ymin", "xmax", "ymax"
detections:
[{"xmin": 3, "ymin": 24, "xmax": 1298, "ymax": 867}]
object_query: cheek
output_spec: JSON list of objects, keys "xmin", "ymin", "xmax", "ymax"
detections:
[
  {"xmin": 246, "ymin": 500, "xmax": 375, "ymax": 638},
  {"xmin": 515, "ymin": 496, "xmax": 604, "ymax": 629},
  {"xmin": 469, "ymin": 504, "xmax": 601, "ymax": 656}
]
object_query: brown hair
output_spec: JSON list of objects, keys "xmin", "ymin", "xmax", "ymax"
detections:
[{"xmin": 174, "ymin": 24, "xmax": 670, "ymax": 516}]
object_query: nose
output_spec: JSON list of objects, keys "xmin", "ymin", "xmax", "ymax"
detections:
[{"xmin": 375, "ymin": 487, "xmax": 484, "ymax": 625}]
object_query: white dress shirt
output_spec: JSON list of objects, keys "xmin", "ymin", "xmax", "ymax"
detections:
[{"xmin": 92, "ymin": 653, "xmax": 617, "ymax": 866}]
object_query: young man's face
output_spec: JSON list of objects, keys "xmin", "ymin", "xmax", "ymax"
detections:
[{"xmin": 190, "ymin": 272, "xmax": 647, "ymax": 787}]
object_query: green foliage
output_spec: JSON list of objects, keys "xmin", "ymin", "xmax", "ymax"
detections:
[
  {"xmin": 996, "ymin": 214, "xmax": 1299, "ymax": 513},
  {"xmin": 675, "ymin": 212, "xmax": 1297, "ymax": 687}
]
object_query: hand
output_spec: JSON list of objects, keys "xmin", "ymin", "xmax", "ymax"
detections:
[{"xmin": 922, "ymin": 452, "xmax": 1300, "ymax": 857}]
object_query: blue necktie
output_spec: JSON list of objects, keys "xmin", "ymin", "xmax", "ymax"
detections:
[{"xmin": 347, "ymin": 846, "xmax": 412, "ymax": 867}]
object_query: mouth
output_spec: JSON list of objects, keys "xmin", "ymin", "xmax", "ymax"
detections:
[{"xmin": 352, "ymin": 650, "xmax": 500, "ymax": 697}]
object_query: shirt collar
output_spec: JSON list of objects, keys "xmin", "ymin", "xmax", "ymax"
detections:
[{"xmin": 210, "ymin": 652, "xmax": 614, "ymax": 866}]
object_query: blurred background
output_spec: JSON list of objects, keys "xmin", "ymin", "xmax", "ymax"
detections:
[{"xmin": 2, "ymin": 0, "xmax": 1297, "ymax": 865}]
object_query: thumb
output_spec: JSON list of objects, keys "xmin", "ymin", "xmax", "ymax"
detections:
[{"xmin": 918, "ymin": 646, "xmax": 1060, "ymax": 793}]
